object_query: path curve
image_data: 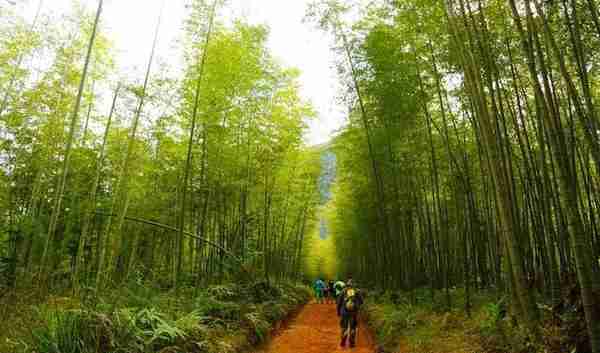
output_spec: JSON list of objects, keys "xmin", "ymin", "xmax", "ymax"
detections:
[{"xmin": 257, "ymin": 302, "xmax": 376, "ymax": 353}]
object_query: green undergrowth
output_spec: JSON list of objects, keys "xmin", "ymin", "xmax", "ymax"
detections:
[
  {"xmin": 364, "ymin": 288, "xmax": 485, "ymax": 353},
  {"xmin": 1, "ymin": 281, "xmax": 311, "ymax": 353},
  {"xmin": 364, "ymin": 286, "xmax": 589, "ymax": 353}
]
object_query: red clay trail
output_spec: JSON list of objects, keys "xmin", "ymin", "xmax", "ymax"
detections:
[{"xmin": 257, "ymin": 302, "xmax": 376, "ymax": 353}]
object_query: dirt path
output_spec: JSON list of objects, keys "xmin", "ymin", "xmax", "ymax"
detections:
[{"xmin": 257, "ymin": 302, "xmax": 376, "ymax": 353}]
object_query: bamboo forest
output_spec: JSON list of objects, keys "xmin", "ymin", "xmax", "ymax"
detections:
[{"xmin": 2, "ymin": 0, "xmax": 600, "ymax": 352}]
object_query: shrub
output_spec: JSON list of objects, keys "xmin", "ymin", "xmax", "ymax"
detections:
[
  {"xmin": 262, "ymin": 302, "xmax": 288, "ymax": 323},
  {"xmin": 135, "ymin": 308, "xmax": 187, "ymax": 348},
  {"xmin": 195, "ymin": 296, "xmax": 243, "ymax": 321},
  {"xmin": 478, "ymin": 300, "xmax": 534, "ymax": 353},
  {"xmin": 246, "ymin": 281, "xmax": 282, "ymax": 303},
  {"xmin": 206, "ymin": 284, "xmax": 241, "ymax": 302},
  {"xmin": 243, "ymin": 312, "xmax": 270, "ymax": 344},
  {"xmin": 112, "ymin": 308, "xmax": 145, "ymax": 352}
]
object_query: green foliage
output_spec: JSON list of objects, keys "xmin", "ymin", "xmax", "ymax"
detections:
[
  {"xmin": 31, "ymin": 309, "xmax": 110, "ymax": 353},
  {"xmin": 195, "ymin": 296, "xmax": 243, "ymax": 322},
  {"xmin": 1, "ymin": 0, "xmax": 320, "ymax": 296},
  {"xmin": 243, "ymin": 312, "xmax": 270, "ymax": 343},
  {"xmin": 479, "ymin": 297, "xmax": 507, "ymax": 332},
  {"xmin": 3, "ymin": 3, "xmax": 318, "ymax": 353},
  {"xmin": 206, "ymin": 284, "xmax": 240, "ymax": 302},
  {"xmin": 20, "ymin": 281, "xmax": 311, "ymax": 353},
  {"xmin": 363, "ymin": 291, "xmax": 421, "ymax": 351},
  {"xmin": 134, "ymin": 308, "xmax": 187, "ymax": 347},
  {"xmin": 478, "ymin": 318, "xmax": 534, "ymax": 353},
  {"xmin": 246, "ymin": 281, "xmax": 282, "ymax": 303},
  {"xmin": 309, "ymin": 1, "xmax": 600, "ymax": 350},
  {"xmin": 112, "ymin": 308, "xmax": 146, "ymax": 352}
]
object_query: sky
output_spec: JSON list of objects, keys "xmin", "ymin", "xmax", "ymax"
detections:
[{"xmin": 12, "ymin": 0, "xmax": 347, "ymax": 145}]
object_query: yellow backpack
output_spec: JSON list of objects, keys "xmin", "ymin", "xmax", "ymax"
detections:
[{"xmin": 344, "ymin": 288, "xmax": 357, "ymax": 312}]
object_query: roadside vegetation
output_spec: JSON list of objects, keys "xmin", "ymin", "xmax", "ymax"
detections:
[
  {"xmin": 1, "ymin": 281, "xmax": 311, "ymax": 353},
  {"xmin": 365, "ymin": 285, "xmax": 587, "ymax": 353}
]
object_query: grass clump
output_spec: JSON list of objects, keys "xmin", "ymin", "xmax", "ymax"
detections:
[{"xmin": 31, "ymin": 309, "xmax": 110, "ymax": 353}]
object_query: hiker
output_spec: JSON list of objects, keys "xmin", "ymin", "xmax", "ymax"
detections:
[
  {"xmin": 333, "ymin": 279, "xmax": 345, "ymax": 300},
  {"xmin": 322, "ymin": 280, "xmax": 330, "ymax": 303},
  {"xmin": 314, "ymin": 278, "xmax": 326, "ymax": 304},
  {"xmin": 337, "ymin": 279, "xmax": 363, "ymax": 348},
  {"xmin": 327, "ymin": 279, "xmax": 335, "ymax": 303}
]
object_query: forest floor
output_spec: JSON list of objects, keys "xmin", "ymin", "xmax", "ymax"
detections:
[
  {"xmin": 256, "ymin": 301, "xmax": 376, "ymax": 353},
  {"xmin": 389, "ymin": 309, "xmax": 484, "ymax": 353},
  {"xmin": 363, "ymin": 287, "xmax": 588, "ymax": 353}
]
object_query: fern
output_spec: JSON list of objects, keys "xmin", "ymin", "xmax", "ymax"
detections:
[
  {"xmin": 147, "ymin": 320, "xmax": 186, "ymax": 346},
  {"xmin": 174, "ymin": 311, "xmax": 202, "ymax": 332}
]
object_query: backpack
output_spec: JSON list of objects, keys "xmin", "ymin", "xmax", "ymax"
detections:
[
  {"xmin": 344, "ymin": 288, "xmax": 358, "ymax": 312},
  {"xmin": 334, "ymin": 281, "xmax": 345, "ymax": 295}
]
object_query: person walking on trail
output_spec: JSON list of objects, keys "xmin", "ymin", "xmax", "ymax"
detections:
[
  {"xmin": 327, "ymin": 279, "xmax": 335, "ymax": 303},
  {"xmin": 337, "ymin": 279, "xmax": 363, "ymax": 348},
  {"xmin": 314, "ymin": 278, "xmax": 326, "ymax": 304},
  {"xmin": 322, "ymin": 280, "xmax": 330, "ymax": 303}
]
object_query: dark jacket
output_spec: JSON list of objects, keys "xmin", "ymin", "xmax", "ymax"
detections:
[{"xmin": 337, "ymin": 287, "xmax": 363, "ymax": 316}]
